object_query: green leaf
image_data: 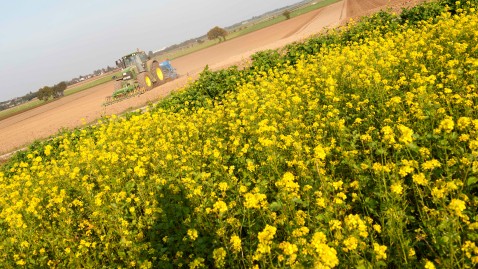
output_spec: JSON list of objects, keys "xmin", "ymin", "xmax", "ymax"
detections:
[
  {"xmin": 356, "ymin": 259, "xmax": 372, "ymax": 269},
  {"xmin": 467, "ymin": 177, "xmax": 478, "ymax": 186},
  {"xmin": 270, "ymin": 201, "xmax": 282, "ymax": 212}
]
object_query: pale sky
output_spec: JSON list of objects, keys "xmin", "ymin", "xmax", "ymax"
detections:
[{"xmin": 0, "ymin": 0, "xmax": 303, "ymax": 102}]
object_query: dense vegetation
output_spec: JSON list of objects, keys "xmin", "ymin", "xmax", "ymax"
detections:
[{"xmin": 1, "ymin": 1, "xmax": 477, "ymax": 268}]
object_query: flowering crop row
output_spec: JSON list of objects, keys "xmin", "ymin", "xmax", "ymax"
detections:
[{"xmin": 1, "ymin": 4, "xmax": 478, "ymax": 269}]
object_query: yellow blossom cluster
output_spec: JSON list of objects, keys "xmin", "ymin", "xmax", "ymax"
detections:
[{"xmin": 0, "ymin": 3, "xmax": 477, "ymax": 268}]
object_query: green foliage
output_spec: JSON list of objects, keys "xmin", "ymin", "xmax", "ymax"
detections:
[
  {"xmin": 52, "ymin": 81, "xmax": 67, "ymax": 98},
  {"xmin": 207, "ymin": 26, "xmax": 228, "ymax": 42},
  {"xmin": 37, "ymin": 86, "xmax": 53, "ymax": 101},
  {"xmin": 36, "ymin": 82, "xmax": 67, "ymax": 101},
  {"xmin": 283, "ymin": 10, "xmax": 291, "ymax": 20},
  {"xmin": 344, "ymin": 11, "xmax": 401, "ymax": 40},
  {"xmin": 155, "ymin": 65, "xmax": 243, "ymax": 112},
  {"xmin": 284, "ymin": 33, "xmax": 340, "ymax": 66},
  {"xmin": 250, "ymin": 50, "xmax": 284, "ymax": 72},
  {"xmin": 400, "ymin": 1, "xmax": 445, "ymax": 24}
]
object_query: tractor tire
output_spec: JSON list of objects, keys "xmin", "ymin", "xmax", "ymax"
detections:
[
  {"xmin": 138, "ymin": 72, "xmax": 153, "ymax": 91},
  {"xmin": 151, "ymin": 61, "xmax": 165, "ymax": 85}
]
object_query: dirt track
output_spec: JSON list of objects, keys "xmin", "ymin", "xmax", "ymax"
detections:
[{"xmin": 0, "ymin": 0, "xmax": 424, "ymax": 156}]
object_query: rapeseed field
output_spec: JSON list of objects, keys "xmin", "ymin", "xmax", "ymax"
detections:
[{"xmin": 1, "ymin": 2, "xmax": 477, "ymax": 268}]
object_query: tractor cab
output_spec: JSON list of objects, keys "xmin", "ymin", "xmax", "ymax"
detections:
[{"xmin": 116, "ymin": 51, "xmax": 149, "ymax": 72}]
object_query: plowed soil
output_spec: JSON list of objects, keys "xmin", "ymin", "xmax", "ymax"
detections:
[{"xmin": 0, "ymin": 0, "xmax": 426, "ymax": 156}]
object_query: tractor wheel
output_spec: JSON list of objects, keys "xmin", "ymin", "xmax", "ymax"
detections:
[
  {"xmin": 138, "ymin": 72, "xmax": 153, "ymax": 91},
  {"xmin": 151, "ymin": 61, "xmax": 165, "ymax": 84}
]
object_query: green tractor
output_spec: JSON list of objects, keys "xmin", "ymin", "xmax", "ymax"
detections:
[{"xmin": 103, "ymin": 50, "xmax": 178, "ymax": 106}]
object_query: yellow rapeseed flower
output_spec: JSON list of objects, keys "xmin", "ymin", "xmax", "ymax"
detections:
[
  {"xmin": 448, "ymin": 199, "xmax": 466, "ymax": 217},
  {"xmin": 213, "ymin": 247, "xmax": 226, "ymax": 268},
  {"xmin": 342, "ymin": 236, "xmax": 359, "ymax": 252},
  {"xmin": 373, "ymin": 243, "xmax": 387, "ymax": 260},
  {"xmin": 230, "ymin": 235, "xmax": 242, "ymax": 253},
  {"xmin": 213, "ymin": 200, "xmax": 228, "ymax": 214},
  {"xmin": 439, "ymin": 117, "xmax": 455, "ymax": 133},
  {"xmin": 187, "ymin": 229, "xmax": 198, "ymax": 241},
  {"xmin": 390, "ymin": 182, "xmax": 404, "ymax": 195},
  {"xmin": 412, "ymin": 173, "xmax": 428, "ymax": 186}
]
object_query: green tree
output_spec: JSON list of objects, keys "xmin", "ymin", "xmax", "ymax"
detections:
[
  {"xmin": 283, "ymin": 10, "xmax": 291, "ymax": 20},
  {"xmin": 52, "ymin": 82, "xmax": 67, "ymax": 98},
  {"xmin": 37, "ymin": 86, "xmax": 53, "ymax": 101},
  {"xmin": 37, "ymin": 82, "xmax": 67, "ymax": 101},
  {"xmin": 207, "ymin": 26, "xmax": 228, "ymax": 42}
]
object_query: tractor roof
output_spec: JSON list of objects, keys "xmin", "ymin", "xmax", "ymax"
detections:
[{"xmin": 122, "ymin": 51, "xmax": 146, "ymax": 58}]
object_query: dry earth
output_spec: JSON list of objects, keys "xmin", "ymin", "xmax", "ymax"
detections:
[{"xmin": 0, "ymin": 0, "xmax": 426, "ymax": 157}]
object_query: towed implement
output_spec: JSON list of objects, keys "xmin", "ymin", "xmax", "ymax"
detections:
[{"xmin": 103, "ymin": 50, "xmax": 178, "ymax": 106}]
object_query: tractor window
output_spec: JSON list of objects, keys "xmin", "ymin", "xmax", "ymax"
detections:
[
  {"xmin": 138, "ymin": 53, "xmax": 148, "ymax": 62},
  {"xmin": 135, "ymin": 54, "xmax": 143, "ymax": 64},
  {"xmin": 123, "ymin": 55, "xmax": 135, "ymax": 67}
]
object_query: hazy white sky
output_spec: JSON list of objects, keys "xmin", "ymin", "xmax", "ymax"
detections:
[{"xmin": 0, "ymin": 0, "xmax": 303, "ymax": 102}]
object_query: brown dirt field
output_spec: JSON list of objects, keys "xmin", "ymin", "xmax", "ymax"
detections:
[
  {"xmin": 0, "ymin": 0, "xmax": 425, "ymax": 156},
  {"xmin": 346, "ymin": 0, "xmax": 429, "ymax": 19}
]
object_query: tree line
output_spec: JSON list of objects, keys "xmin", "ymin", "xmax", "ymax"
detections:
[
  {"xmin": 37, "ymin": 82, "xmax": 67, "ymax": 101},
  {"xmin": 0, "ymin": 81, "xmax": 68, "ymax": 111},
  {"xmin": 0, "ymin": 91, "xmax": 38, "ymax": 111}
]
